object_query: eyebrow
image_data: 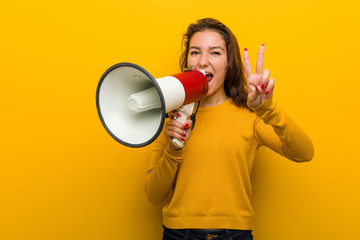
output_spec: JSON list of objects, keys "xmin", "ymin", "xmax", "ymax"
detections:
[{"xmin": 189, "ymin": 46, "xmax": 225, "ymax": 51}]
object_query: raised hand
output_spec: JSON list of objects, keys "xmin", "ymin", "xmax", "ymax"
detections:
[{"xmin": 243, "ymin": 44, "xmax": 275, "ymax": 108}]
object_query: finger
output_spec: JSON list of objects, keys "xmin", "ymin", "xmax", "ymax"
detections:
[
  {"xmin": 243, "ymin": 48, "xmax": 253, "ymax": 78},
  {"xmin": 183, "ymin": 119, "xmax": 193, "ymax": 132},
  {"xmin": 247, "ymin": 91, "xmax": 261, "ymax": 108},
  {"xmin": 254, "ymin": 85, "xmax": 262, "ymax": 95},
  {"xmin": 256, "ymin": 44, "xmax": 265, "ymax": 75},
  {"xmin": 167, "ymin": 118, "xmax": 185, "ymax": 129},
  {"xmin": 261, "ymin": 69, "xmax": 270, "ymax": 90},
  {"xmin": 167, "ymin": 110, "xmax": 177, "ymax": 119},
  {"xmin": 165, "ymin": 123, "xmax": 186, "ymax": 140},
  {"xmin": 265, "ymin": 78, "xmax": 275, "ymax": 96}
]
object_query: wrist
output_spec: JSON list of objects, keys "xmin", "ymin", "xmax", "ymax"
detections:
[
  {"xmin": 167, "ymin": 144, "xmax": 184, "ymax": 153},
  {"xmin": 248, "ymin": 97, "xmax": 274, "ymax": 113},
  {"xmin": 169, "ymin": 144, "xmax": 182, "ymax": 151}
]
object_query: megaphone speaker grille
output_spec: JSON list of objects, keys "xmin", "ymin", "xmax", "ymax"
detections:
[{"xmin": 96, "ymin": 63, "xmax": 166, "ymax": 148}]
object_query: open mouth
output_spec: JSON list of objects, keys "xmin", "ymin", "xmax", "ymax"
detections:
[{"xmin": 205, "ymin": 72, "xmax": 213, "ymax": 82}]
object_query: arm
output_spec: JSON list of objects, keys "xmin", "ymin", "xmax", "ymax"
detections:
[
  {"xmin": 145, "ymin": 117, "xmax": 192, "ymax": 205},
  {"xmin": 251, "ymin": 97, "xmax": 314, "ymax": 162},
  {"xmin": 243, "ymin": 45, "xmax": 314, "ymax": 161},
  {"xmin": 145, "ymin": 138, "xmax": 183, "ymax": 205}
]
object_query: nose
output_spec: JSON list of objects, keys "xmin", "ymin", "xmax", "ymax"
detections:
[{"xmin": 197, "ymin": 53, "xmax": 209, "ymax": 68}]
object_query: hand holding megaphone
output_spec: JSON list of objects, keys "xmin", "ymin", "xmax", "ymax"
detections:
[
  {"xmin": 166, "ymin": 103, "xmax": 195, "ymax": 149},
  {"xmin": 96, "ymin": 63, "xmax": 208, "ymax": 148}
]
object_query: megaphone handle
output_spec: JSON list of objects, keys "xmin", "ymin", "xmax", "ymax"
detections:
[{"xmin": 172, "ymin": 103, "xmax": 195, "ymax": 149}]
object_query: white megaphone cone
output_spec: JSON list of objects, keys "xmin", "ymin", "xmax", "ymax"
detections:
[{"xmin": 96, "ymin": 62, "xmax": 208, "ymax": 148}]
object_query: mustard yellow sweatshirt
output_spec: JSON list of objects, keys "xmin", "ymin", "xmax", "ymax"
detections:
[{"xmin": 145, "ymin": 97, "xmax": 314, "ymax": 230}]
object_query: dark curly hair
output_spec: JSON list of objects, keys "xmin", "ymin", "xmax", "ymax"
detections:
[{"xmin": 180, "ymin": 18, "xmax": 248, "ymax": 108}]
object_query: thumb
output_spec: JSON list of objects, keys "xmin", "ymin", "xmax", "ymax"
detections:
[{"xmin": 247, "ymin": 89, "xmax": 261, "ymax": 108}]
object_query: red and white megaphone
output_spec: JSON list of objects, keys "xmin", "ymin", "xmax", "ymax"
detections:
[{"xmin": 96, "ymin": 62, "xmax": 208, "ymax": 148}]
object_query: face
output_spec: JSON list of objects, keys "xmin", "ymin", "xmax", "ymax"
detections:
[{"xmin": 187, "ymin": 30, "xmax": 228, "ymax": 105}]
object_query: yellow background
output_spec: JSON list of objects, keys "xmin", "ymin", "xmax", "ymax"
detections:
[{"xmin": 1, "ymin": 0, "xmax": 359, "ymax": 239}]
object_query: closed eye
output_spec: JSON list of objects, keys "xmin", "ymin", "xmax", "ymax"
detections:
[{"xmin": 211, "ymin": 51, "xmax": 221, "ymax": 55}]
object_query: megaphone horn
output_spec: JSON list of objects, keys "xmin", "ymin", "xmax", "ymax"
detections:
[{"xmin": 96, "ymin": 62, "xmax": 208, "ymax": 148}]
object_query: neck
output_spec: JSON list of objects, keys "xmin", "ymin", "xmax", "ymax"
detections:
[{"xmin": 199, "ymin": 95, "xmax": 229, "ymax": 107}]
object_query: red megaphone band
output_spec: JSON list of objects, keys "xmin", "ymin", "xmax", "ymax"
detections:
[{"xmin": 171, "ymin": 70, "xmax": 208, "ymax": 105}]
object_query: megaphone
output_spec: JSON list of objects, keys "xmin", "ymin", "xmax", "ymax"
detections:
[{"xmin": 96, "ymin": 62, "xmax": 208, "ymax": 148}]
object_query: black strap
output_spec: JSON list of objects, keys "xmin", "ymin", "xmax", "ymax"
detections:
[{"xmin": 190, "ymin": 101, "xmax": 200, "ymax": 130}]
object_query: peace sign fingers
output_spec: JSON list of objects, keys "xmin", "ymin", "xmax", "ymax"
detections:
[
  {"xmin": 243, "ymin": 44, "xmax": 265, "ymax": 77},
  {"xmin": 243, "ymin": 44, "xmax": 276, "ymax": 108}
]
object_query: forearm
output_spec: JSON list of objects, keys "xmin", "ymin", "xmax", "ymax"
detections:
[
  {"xmin": 251, "ymin": 97, "xmax": 314, "ymax": 162},
  {"xmin": 145, "ymin": 145, "xmax": 183, "ymax": 205}
]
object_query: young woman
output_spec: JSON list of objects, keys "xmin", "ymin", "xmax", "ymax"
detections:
[{"xmin": 145, "ymin": 18, "xmax": 314, "ymax": 240}]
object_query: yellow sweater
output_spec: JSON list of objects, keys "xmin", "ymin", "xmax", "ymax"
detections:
[{"xmin": 145, "ymin": 97, "xmax": 314, "ymax": 230}]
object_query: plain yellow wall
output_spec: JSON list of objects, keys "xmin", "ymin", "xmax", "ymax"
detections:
[{"xmin": 1, "ymin": 0, "xmax": 359, "ymax": 239}]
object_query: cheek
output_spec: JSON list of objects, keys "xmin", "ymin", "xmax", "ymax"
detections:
[
  {"xmin": 187, "ymin": 56, "xmax": 195, "ymax": 66},
  {"xmin": 220, "ymin": 62, "xmax": 228, "ymax": 77},
  {"xmin": 216, "ymin": 61, "xmax": 228, "ymax": 77}
]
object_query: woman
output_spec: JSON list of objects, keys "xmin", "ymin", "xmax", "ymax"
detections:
[{"xmin": 145, "ymin": 18, "xmax": 314, "ymax": 240}]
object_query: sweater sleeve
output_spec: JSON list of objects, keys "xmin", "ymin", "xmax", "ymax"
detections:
[
  {"xmin": 144, "ymin": 130, "xmax": 184, "ymax": 205},
  {"xmin": 249, "ymin": 97, "xmax": 314, "ymax": 162}
]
